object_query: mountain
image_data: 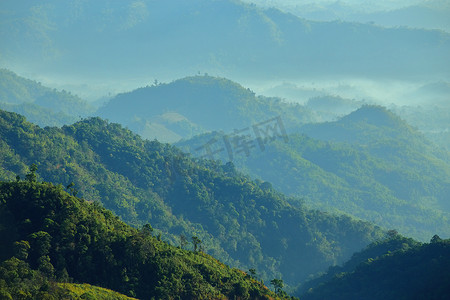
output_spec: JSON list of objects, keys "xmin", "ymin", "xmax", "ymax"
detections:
[
  {"xmin": 0, "ymin": 68, "xmax": 94, "ymax": 127},
  {"xmin": 1, "ymin": 0, "xmax": 449, "ymax": 84},
  {"xmin": 348, "ymin": 0, "xmax": 450, "ymax": 32},
  {"xmin": 252, "ymin": 0, "xmax": 450, "ymax": 32},
  {"xmin": 0, "ymin": 109, "xmax": 385, "ymax": 286},
  {"xmin": 97, "ymin": 75, "xmax": 315, "ymax": 142},
  {"xmin": 387, "ymin": 82, "xmax": 450, "ymax": 151},
  {"xmin": 176, "ymin": 106, "xmax": 450, "ymax": 240},
  {"xmin": 0, "ymin": 179, "xmax": 281, "ymax": 299},
  {"xmin": 297, "ymin": 234, "xmax": 450, "ymax": 299}
]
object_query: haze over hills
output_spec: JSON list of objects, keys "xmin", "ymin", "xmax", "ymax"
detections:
[
  {"xmin": 1, "ymin": 0, "xmax": 449, "ymax": 297},
  {"xmin": 2, "ymin": 69, "xmax": 448, "ymax": 242},
  {"xmin": 1, "ymin": 0, "xmax": 449, "ymax": 99},
  {"xmin": 4, "ymin": 68, "xmax": 446, "ymax": 241},
  {"xmin": 0, "ymin": 109, "xmax": 386, "ymax": 287},
  {"xmin": 177, "ymin": 106, "xmax": 450, "ymax": 241},
  {"xmin": 0, "ymin": 68, "xmax": 94, "ymax": 127},
  {"xmin": 244, "ymin": 0, "xmax": 450, "ymax": 32},
  {"xmin": 97, "ymin": 75, "xmax": 315, "ymax": 142}
]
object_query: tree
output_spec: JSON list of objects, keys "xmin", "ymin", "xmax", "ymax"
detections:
[
  {"xmin": 66, "ymin": 182, "xmax": 78, "ymax": 196},
  {"xmin": 180, "ymin": 234, "xmax": 188, "ymax": 249},
  {"xmin": 13, "ymin": 241, "xmax": 30, "ymax": 260},
  {"xmin": 431, "ymin": 234, "xmax": 442, "ymax": 243},
  {"xmin": 192, "ymin": 236, "xmax": 202, "ymax": 252},
  {"xmin": 387, "ymin": 229, "xmax": 398, "ymax": 239},
  {"xmin": 142, "ymin": 224, "xmax": 153, "ymax": 236},
  {"xmin": 25, "ymin": 163, "xmax": 38, "ymax": 182},
  {"xmin": 270, "ymin": 278, "xmax": 284, "ymax": 295}
]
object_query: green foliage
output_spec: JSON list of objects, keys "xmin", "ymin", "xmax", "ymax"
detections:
[
  {"xmin": 270, "ymin": 278, "xmax": 284, "ymax": 295},
  {"xmin": 0, "ymin": 69, "xmax": 94, "ymax": 127},
  {"xmin": 0, "ymin": 109, "xmax": 384, "ymax": 287},
  {"xmin": 192, "ymin": 236, "xmax": 202, "ymax": 252},
  {"xmin": 0, "ymin": 180, "xmax": 282, "ymax": 299},
  {"xmin": 298, "ymin": 236, "xmax": 450, "ymax": 300},
  {"xmin": 0, "ymin": 256, "xmax": 138, "ymax": 299},
  {"xmin": 25, "ymin": 163, "xmax": 38, "ymax": 182},
  {"xmin": 178, "ymin": 105, "xmax": 450, "ymax": 240},
  {"xmin": 97, "ymin": 75, "xmax": 315, "ymax": 142},
  {"xmin": 60, "ymin": 283, "xmax": 139, "ymax": 299}
]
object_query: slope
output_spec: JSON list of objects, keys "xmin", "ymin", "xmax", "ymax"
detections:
[
  {"xmin": 97, "ymin": 75, "xmax": 314, "ymax": 142},
  {"xmin": 176, "ymin": 106, "xmax": 450, "ymax": 240},
  {"xmin": 0, "ymin": 179, "xmax": 280, "ymax": 299},
  {"xmin": 0, "ymin": 68, "xmax": 94, "ymax": 127},
  {"xmin": 0, "ymin": 109, "xmax": 384, "ymax": 286},
  {"xmin": 298, "ymin": 234, "xmax": 450, "ymax": 300}
]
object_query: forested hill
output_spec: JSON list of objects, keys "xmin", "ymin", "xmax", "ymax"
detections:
[
  {"xmin": 97, "ymin": 75, "xmax": 314, "ymax": 142},
  {"xmin": 0, "ymin": 179, "xmax": 283, "ymax": 299},
  {"xmin": 176, "ymin": 105, "xmax": 450, "ymax": 240},
  {"xmin": 0, "ymin": 68, "xmax": 94, "ymax": 127},
  {"xmin": 0, "ymin": 109, "xmax": 384, "ymax": 286},
  {"xmin": 300, "ymin": 105, "xmax": 433, "ymax": 146},
  {"xmin": 297, "ymin": 234, "xmax": 450, "ymax": 300}
]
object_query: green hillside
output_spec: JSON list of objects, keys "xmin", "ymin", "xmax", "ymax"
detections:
[
  {"xmin": 297, "ymin": 234, "xmax": 450, "ymax": 300},
  {"xmin": 0, "ymin": 179, "xmax": 281, "ymax": 299},
  {"xmin": 97, "ymin": 75, "xmax": 314, "ymax": 142},
  {"xmin": 177, "ymin": 106, "xmax": 450, "ymax": 240},
  {"xmin": 0, "ymin": 68, "xmax": 94, "ymax": 127},
  {"xmin": 0, "ymin": 109, "xmax": 384, "ymax": 286},
  {"xmin": 56, "ymin": 283, "xmax": 139, "ymax": 300}
]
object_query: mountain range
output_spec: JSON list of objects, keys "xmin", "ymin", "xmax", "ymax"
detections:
[
  {"xmin": 172, "ymin": 104, "xmax": 450, "ymax": 241},
  {"xmin": 250, "ymin": 0, "xmax": 450, "ymax": 32},
  {"xmin": 1, "ymin": 0, "xmax": 449, "ymax": 298},
  {"xmin": 0, "ymin": 109, "xmax": 386, "ymax": 287},
  {"xmin": 1, "ymin": 0, "xmax": 449, "ymax": 85},
  {"xmin": 2, "ymin": 69, "xmax": 448, "ymax": 243},
  {"xmin": 0, "ymin": 68, "xmax": 94, "ymax": 127}
]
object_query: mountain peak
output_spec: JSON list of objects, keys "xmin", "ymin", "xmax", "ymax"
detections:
[{"xmin": 340, "ymin": 105, "xmax": 406, "ymax": 129}]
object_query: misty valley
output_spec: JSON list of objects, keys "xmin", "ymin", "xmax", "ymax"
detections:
[{"xmin": 0, "ymin": 1, "xmax": 449, "ymax": 299}]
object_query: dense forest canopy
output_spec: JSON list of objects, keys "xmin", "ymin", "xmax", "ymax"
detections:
[
  {"xmin": 177, "ymin": 105, "xmax": 450, "ymax": 241},
  {"xmin": 1, "ymin": 1, "xmax": 449, "ymax": 298},
  {"xmin": 297, "ymin": 234, "xmax": 450, "ymax": 299},
  {"xmin": 0, "ymin": 109, "xmax": 385, "ymax": 287},
  {"xmin": 0, "ymin": 179, "xmax": 285, "ymax": 299}
]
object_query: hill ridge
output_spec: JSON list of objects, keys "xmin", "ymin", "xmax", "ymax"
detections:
[{"xmin": 0, "ymin": 108, "xmax": 385, "ymax": 286}]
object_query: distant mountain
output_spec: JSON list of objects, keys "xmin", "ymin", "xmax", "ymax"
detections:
[
  {"xmin": 0, "ymin": 109, "xmax": 385, "ymax": 286},
  {"xmin": 0, "ymin": 179, "xmax": 281, "ymax": 299},
  {"xmin": 177, "ymin": 106, "xmax": 450, "ymax": 240},
  {"xmin": 348, "ymin": 0, "xmax": 450, "ymax": 32},
  {"xmin": 253, "ymin": 0, "xmax": 450, "ymax": 32},
  {"xmin": 300, "ymin": 105, "xmax": 415, "ymax": 143},
  {"xmin": 386, "ymin": 82, "xmax": 450, "ymax": 151},
  {"xmin": 298, "ymin": 234, "xmax": 450, "ymax": 300},
  {"xmin": 1, "ymin": 0, "xmax": 449, "ymax": 82},
  {"xmin": 0, "ymin": 69, "xmax": 94, "ymax": 126},
  {"xmin": 304, "ymin": 95, "xmax": 365, "ymax": 121},
  {"xmin": 97, "ymin": 75, "xmax": 315, "ymax": 142}
]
